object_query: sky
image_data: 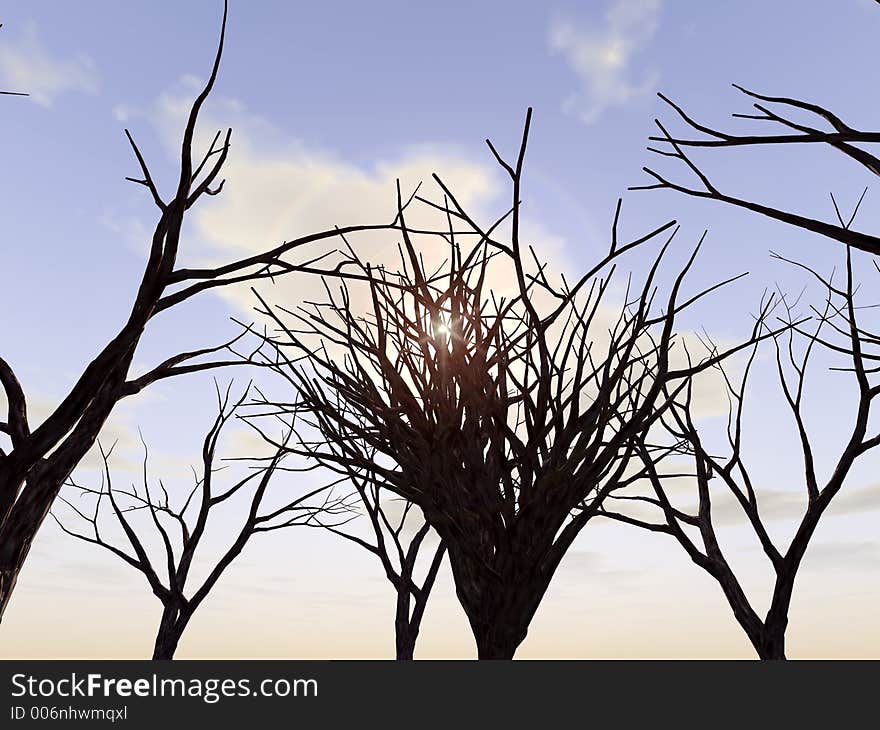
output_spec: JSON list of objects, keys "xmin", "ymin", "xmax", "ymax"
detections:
[{"xmin": 2, "ymin": 0, "xmax": 880, "ymax": 658}]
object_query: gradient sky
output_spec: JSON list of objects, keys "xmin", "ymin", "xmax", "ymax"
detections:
[{"xmin": 2, "ymin": 0, "xmax": 880, "ymax": 658}]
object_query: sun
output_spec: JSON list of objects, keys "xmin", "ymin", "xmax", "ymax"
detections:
[{"xmin": 432, "ymin": 320, "xmax": 452, "ymax": 341}]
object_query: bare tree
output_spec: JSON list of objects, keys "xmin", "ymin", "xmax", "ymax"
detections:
[
  {"xmin": 602, "ymin": 231, "xmax": 880, "ymax": 659},
  {"xmin": 311, "ymin": 460, "xmax": 445, "ymax": 660},
  {"xmin": 243, "ymin": 110, "xmax": 780, "ymax": 658},
  {"xmin": 621, "ymin": 43, "xmax": 880, "ymax": 657},
  {"xmin": 52, "ymin": 382, "xmax": 345, "ymax": 659},
  {"xmin": 632, "ymin": 83, "xmax": 880, "ymax": 256},
  {"xmin": 0, "ymin": 1, "xmax": 407, "ymax": 619}
]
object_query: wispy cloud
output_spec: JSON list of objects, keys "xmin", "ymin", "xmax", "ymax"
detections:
[
  {"xmin": 640, "ymin": 475, "xmax": 880, "ymax": 527},
  {"xmin": 111, "ymin": 103, "xmax": 140, "ymax": 122},
  {"xmin": 802, "ymin": 540, "xmax": 880, "ymax": 572},
  {"xmin": 0, "ymin": 25, "xmax": 98, "ymax": 106},
  {"xmin": 562, "ymin": 549, "xmax": 650, "ymax": 584},
  {"xmin": 113, "ymin": 75, "xmax": 574, "ymax": 328},
  {"xmin": 549, "ymin": 0, "xmax": 661, "ymax": 124},
  {"xmin": 712, "ymin": 481, "xmax": 880, "ymax": 525}
]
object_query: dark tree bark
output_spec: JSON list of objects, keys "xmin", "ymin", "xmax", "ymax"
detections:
[
  {"xmin": 448, "ymin": 546, "xmax": 550, "ymax": 659},
  {"xmin": 604, "ymin": 242, "xmax": 880, "ymax": 660},
  {"xmin": 631, "ymin": 81, "xmax": 880, "ymax": 258},
  {"xmin": 392, "ymin": 539, "xmax": 443, "ymax": 660},
  {"xmin": 391, "ymin": 528, "xmax": 444, "ymax": 660},
  {"xmin": 302, "ymin": 464, "xmax": 445, "ymax": 660},
  {"xmin": 393, "ymin": 598, "xmax": 418, "ymax": 661},
  {"xmin": 622, "ymin": 66, "xmax": 880, "ymax": 658},
  {"xmin": 152, "ymin": 605, "xmax": 191, "ymax": 661},
  {"xmin": 246, "ymin": 110, "xmax": 781, "ymax": 658},
  {"xmin": 52, "ymin": 382, "xmax": 349, "ymax": 659},
  {"xmin": 0, "ymin": 1, "xmax": 403, "ymax": 622}
]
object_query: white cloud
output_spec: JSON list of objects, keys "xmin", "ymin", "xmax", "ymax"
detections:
[
  {"xmin": 0, "ymin": 25, "xmax": 98, "ymax": 106},
  {"xmin": 98, "ymin": 212, "xmax": 152, "ymax": 254},
  {"xmin": 144, "ymin": 76, "xmax": 568, "ymax": 323},
  {"xmin": 803, "ymin": 540, "xmax": 880, "ymax": 572},
  {"xmin": 111, "ymin": 103, "xmax": 140, "ymax": 122},
  {"xmin": 101, "ymin": 76, "xmax": 736, "ymax": 432},
  {"xmin": 549, "ymin": 0, "xmax": 661, "ymax": 124},
  {"xmin": 0, "ymin": 384, "xmax": 150, "ymax": 474}
]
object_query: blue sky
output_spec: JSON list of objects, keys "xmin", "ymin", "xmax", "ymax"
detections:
[
  {"xmin": 2, "ymin": 0, "xmax": 880, "ymax": 657},
  {"xmin": 5, "ymin": 0, "xmax": 880, "ymax": 378}
]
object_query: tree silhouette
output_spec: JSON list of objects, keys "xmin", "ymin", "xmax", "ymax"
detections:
[
  {"xmin": 52, "ymin": 382, "xmax": 346, "ymax": 659},
  {"xmin": 624, "ymin": 22, "xmax": 880, "ymax": 657},
  {"xmin": 242, "ymin": 110, "xmax": 782, "ymax": 658},
  {"xmin": 310, "ymin": 462, "xmax": 445, "ymax": 660},
  {"xmin": 603, "ymin": 235, "xmax": 880, "ymax": 659},
  {"xmin": 248, "ymin": 388, "xmax": 446, "ymax": 659},
  {"xmin": 632, "ymin": 84, "xmax": 880, "ymax": 255},
  {"xmin": 0, "ymin": 1, "xmax": 407, "ymax": 620}
]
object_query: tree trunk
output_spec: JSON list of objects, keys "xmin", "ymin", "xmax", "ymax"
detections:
[
  {"xmin": 728, "ymin": 588, "xmax": 789, "ymax": 660},
  {"xmin": 0, "ymin": 538, "xmax": 25, "ymax": 622},
  {"xmin": 755, "ymin": 579, "xmax": 793, "ymax": 661},
  {"xmin": 152, "ymin": 606, "xmax": 187, "ymax": 660},
  {"xmin": 754, "ymin": 628, "xmax": 786, "ymax": 660},
  {"xmin": 395, "ymin": 626, "xmax": 417, "ymax": 661},
  {"xmin": 447, "ymin": 545, "xmax": 550, "ymax": 660},
  {"xmin": 0, "ymin": 470, "xmax": 60, "ymax": 622},
  {"xmin": 0, "ymin": 563, "xmax": 19, "ymax": 622},
  {"xmin": 393, "ymin": 581, "xmax": 418, "ymax": 660},
  {"xmin": 152, "ymin": 635, "xmax": 180, "ymax": 661},
  {"xmin": 472, "ymin": 619, "xmax": 528, "ymax": 660},
  {"xmin": 0, "ymin": 358, "xmax": 133, "ymax": 624}
]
